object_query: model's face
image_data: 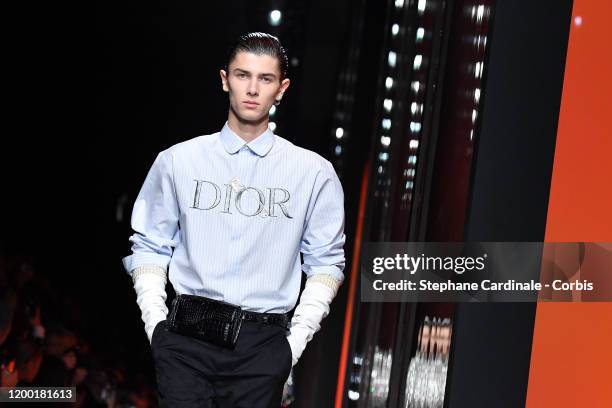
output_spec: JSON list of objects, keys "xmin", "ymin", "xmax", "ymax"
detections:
[{"xmin": 220, "ymin": 51, "xmax": 290, "ymax": 124}]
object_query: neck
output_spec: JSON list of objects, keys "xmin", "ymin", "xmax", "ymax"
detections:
[{"xmin": 227, "ymin": 109, "xmax": 269, "ymax": 143}]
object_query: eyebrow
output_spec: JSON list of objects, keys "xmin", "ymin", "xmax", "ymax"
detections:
[{"xmin": 232, "ymin": 68, "xmax": 277, "ymax": 79}]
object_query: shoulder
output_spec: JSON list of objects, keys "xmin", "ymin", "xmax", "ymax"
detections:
[
  {"xmin": 152, "ymin": 132, "xmax": 220, "ymax": 165},
  {"xmin": 145, "ymin": 133, "xmax": 218, "ymax": 174},
  {"xmin": 164, "ymin": 132, "xmax": 219, "ymax": 156},
  {"xmin": 273, "ymin": 135, "xmax": 336, "ymax": 175}
]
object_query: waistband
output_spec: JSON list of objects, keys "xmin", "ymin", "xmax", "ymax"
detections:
[{"xmin": 172, "ymin": 294, "xmax": 290, "ymax": 329}]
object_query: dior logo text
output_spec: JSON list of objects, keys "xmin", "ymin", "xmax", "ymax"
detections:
[{"xmin": 190, "ymin": 179, "xmax": 293, "ymax": 218}]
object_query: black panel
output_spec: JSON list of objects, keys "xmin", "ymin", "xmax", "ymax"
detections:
[{"xmin": 447, "ymin": 1, "xmax": 573, "ymax": 407}]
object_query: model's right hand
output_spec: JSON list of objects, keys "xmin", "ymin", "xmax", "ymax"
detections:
[
  {"xmin": 131, "ymin": 266, "xmax": 169, "ymax": 343},
  {"xmin": 149, "ymin": 319, "xmax": 166, "ymax": 345}
]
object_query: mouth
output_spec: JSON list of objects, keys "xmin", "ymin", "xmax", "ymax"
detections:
[{"xmin": 243, "ymin": 101, "xmax": 260, "ymax": 108}]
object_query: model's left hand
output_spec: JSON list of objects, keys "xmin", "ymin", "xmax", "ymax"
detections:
[
  {"xmin": 285, "ymin": 275, "xmax": 341, "ymax": 366},
  {"xmin": 286, "ymin": 327, "xmax": 310, "ymax": 366},
  {"xmin": 281, "ymin": 367, "xmax": 295, "ymax": 406}
]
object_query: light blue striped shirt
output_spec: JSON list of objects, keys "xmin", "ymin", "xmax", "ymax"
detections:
[{"xmin": 122, "ymin": 122, "xmax": 346, "ymax": 313}]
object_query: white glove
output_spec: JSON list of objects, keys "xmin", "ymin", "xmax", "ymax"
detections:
[
  {"xmin": 286, "ymin": 274, "xmax": 341, "ymax": 366},
  {"xmin": 132, "ymin": 265, "xmax": 169, "ymax": 343}
]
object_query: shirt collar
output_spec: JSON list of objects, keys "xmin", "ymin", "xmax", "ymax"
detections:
[{"xmin": 219, "ymin": 122, "xmax": 275, "ymax": 157}]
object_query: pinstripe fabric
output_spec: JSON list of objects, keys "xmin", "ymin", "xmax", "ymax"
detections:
[{"xmin": 122, "ymin": 122, "xmax": 346, "ymax": 314}]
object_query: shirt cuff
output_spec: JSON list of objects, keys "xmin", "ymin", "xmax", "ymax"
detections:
[
  {"xmin": 122, "ymin": 252, "xmax": 171, "ymax": 277},
  {"xmin": 131, "ymin": 265, "xmax": 167, "ymax": 283},
  {"xmin": 301, "ymin": 264, "xmax": 345, "ymax": 285},
  {"xmin": 306, "ymin": 274, "xmax": 342, "ymax": 296}
]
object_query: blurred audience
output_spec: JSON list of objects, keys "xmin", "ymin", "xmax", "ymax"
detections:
[{"xmin": 0, "ymin": 254, "xmax": 159, "ymax": 407}]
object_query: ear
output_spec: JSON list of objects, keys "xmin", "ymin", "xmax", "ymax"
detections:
[
  {"xmin": 276, "ymin": 78, "xmax": 291, "ymax": 102},
  {"xmin": 220, "ymin": 69, "xmax": 229, "ymax": 92}
]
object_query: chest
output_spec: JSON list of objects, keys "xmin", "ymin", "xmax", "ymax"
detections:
[{"xmin": 173, "ymin": 151, "xmax": 313, "ymax": 222}]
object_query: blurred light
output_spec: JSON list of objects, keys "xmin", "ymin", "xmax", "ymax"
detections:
[
  {"xmin": 336, "ymin": 127, "xmax": 344, "ymax": 138},
  {"xmin": 474, "ymin": 61, "xmax": 482, "ymax": 78},
  {"xmin": 388, "ymin": 51, "xmax": 397, "ymax": 67},
  {"xmin": 410, "ymin": 102, "xmax": 418, "ymax": 114},
  {"xmin": 269, "ymin": 122, "xmax": 277, "ymax": 132},
  {"xmin": 410, "ymin": 121, "xmax": 421, "ymax": 132},
  {"xmin": 408, "ymin": 155, "xmax": 417, "ymax": 164},
  {"xmin": 395, "ymin": 0, "xmax": 404, "ymax": 8},
  {"xmin": 411, "ymin": 81, "xmax": 420, "ymax": 93},
  {"xmin": 470, "ymin": 129, "xmax": 474, "ymax": 141},
  {"xmin": 574, "ymin": 16, "xmax": 582, "ymax": 27},
  {"xmin": 380, "ymin": 136, "xmax": 391, "ymax": 147},
  {"xmin": 268, "ymin": 10, "xmax": 282, "ymax": 26},
  {"xmin": 379, "ymin": 152, "xmax": 389, "ymax": 162},
  {"xmin": 385, "ymin": 77, "xmax": 394, "ymax": 89},
  {"xmin": 391, "ymin": 24, "xmax": 400, "ymax": 36},
  {"xmin": 416, "ymin": 27, "xmax": 425, "ymax": 41},
  {"xmin": 472, "ymin": 109, "xmax": 478, "ymax": 123},
  {"xmin": 269, "ymin": 105, "xmax": 276, "ymax": 116},
  {"xmin": 382, "ymin": 118, "xmax": 392, "ymax": 130},
  {"xmin": 335, "ymin": 145, "xmax": 342, "ymax": 155},
  {"xmin": 378, "ymin": 165, "xmax": 383, "ymax": 174},
  {"xmin": 418, "ymin": 0, "xmax": 427, "ymax": 14},
  {"xmin": 384, "ymin": 99, "xmax": 393, "ymax": 112},
  {"xmin": 413, "ymin": 54, "xmax": 423, "ymax": 70},
  {"xmin": 474, "ymin": 35, "xmax": 487, "ymax": 48},
  {"xmin": 476, "ymin": 5, "xmax": 485, "ymax": 24},
  {"xmin": 474, "ymin": 88, "xmax": 481, "ymax": 104},
  {"xmin": 348, "ymin": 391, "xmax": 360, "ymax": 400},
  {"xmin": 290, "ymin": 57, "xmax": 299, "ymax": 67},
  {"xmin": 409, "ymin": 139, "xmax": 419, "ymax": 149},
  {"xmin": 115, "ymin": 193, "xmax": 128, "ymax": 223},
  {"xmin": 405, "ymin": 180, "xmax": 414, "ymax": 189}
]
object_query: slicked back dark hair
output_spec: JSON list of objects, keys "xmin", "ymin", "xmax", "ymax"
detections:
[{"xmin": 225, "ymin": 32, "xmax": 289, "ymax": 80}]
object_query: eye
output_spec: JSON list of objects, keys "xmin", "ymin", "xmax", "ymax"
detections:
[
  {"xmin": 237, "ymin": 73, "xmax": 246, "ymax": 79},
  {"xmin": 261, "ymin": 77, "xmax": 272, "ymax": 83}
]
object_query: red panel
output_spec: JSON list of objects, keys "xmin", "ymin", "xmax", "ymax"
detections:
[{"xmin": 528, "ymin": 0, "xmax": 612, "ymax": 406}]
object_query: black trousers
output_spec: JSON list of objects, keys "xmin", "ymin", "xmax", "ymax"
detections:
[{"xmin": 150, "ymin": 318, "xmax": 292, "ymax": 408}]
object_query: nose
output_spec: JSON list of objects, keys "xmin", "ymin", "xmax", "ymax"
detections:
[{"xmin": 246, "ymin": 78, "xmax": 259, "ymax": 97}]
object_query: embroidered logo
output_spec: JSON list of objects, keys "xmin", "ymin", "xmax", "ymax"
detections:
[{"xmin": 190, "ymin": 179, "xmax": 292, "ymax": 218}]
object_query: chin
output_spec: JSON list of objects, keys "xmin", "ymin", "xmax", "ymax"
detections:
[{"xmin": 236, "ymin": 109, "xmax": 267, "ymax": 124}]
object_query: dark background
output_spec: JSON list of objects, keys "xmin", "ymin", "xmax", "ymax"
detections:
[
  {"xmin": 1, "ymin": 0, "xmax": 576, "ymax": 406},
  {"xmin": 2, "ymin": 0, "xmax": 380, "ymax": 405}
]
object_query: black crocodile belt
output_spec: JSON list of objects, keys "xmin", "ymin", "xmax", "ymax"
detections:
[
  {"xmin": 167, "ymin": 294, "xmax": 289, "ymax": 349},
  {"xmin": 242, "ymin": 310, "xmax": 289, "ymax": 329}
]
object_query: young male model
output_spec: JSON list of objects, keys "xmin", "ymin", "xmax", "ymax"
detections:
[{"xmin": 122, "ymin": 32, "xmax": 346, "ymax": 407}]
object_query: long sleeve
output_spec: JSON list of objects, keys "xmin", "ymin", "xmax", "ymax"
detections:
[
  {"xmin": 122, "ymin": 150, "xmax": 180, "ymax": 276},
  {"xmin": 300, "ymin": 159, "xmax": 346, "ymax": 283},
  {"xmin": 286, "ymin": 159, "xmax": 346, "ymax": 366}
]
